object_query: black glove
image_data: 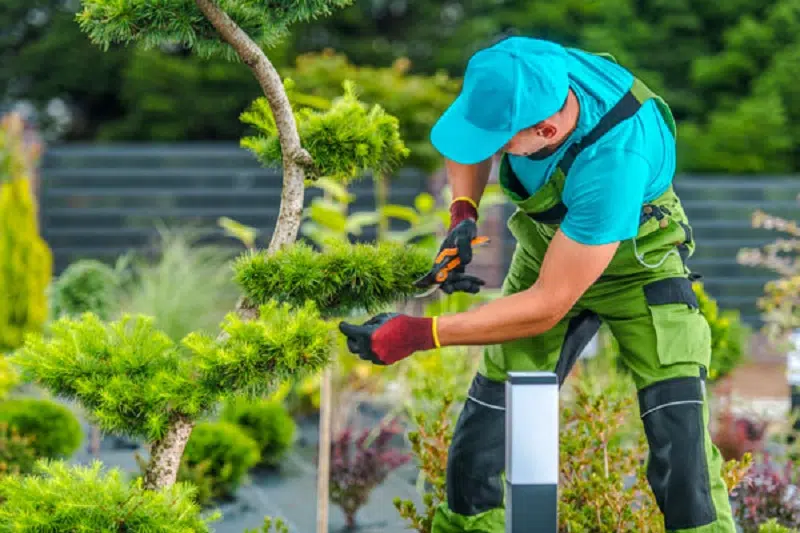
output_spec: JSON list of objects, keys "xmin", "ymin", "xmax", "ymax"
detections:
[
  {"xmin": 338, "ymin": 313, "xmax": 396, "ymax": 366},
  {"xmin": 427, "ymin": 218, "xmax": 486, "ymax": 295}
]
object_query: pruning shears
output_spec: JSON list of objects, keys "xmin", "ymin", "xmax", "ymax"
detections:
[{"xmin": 413, "ymin": 235, "xmax": 491, "ymax": 298}]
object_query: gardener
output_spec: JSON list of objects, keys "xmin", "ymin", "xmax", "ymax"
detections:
[{"xmin": 339, "ymin": 36, "xmax": 735, "ymax": 533}]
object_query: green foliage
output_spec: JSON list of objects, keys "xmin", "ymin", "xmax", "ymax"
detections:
[
  {"xmin": 13, "ymin": 313, "xmax": 192, "ymax": 442},
  {"xmin": 678, "ymin": 92, "xmax": 794, "ymax": 173},
  {"xmin": 221, "ymin": 397, "xmax": 296, "ymax": 467},
  {"xmin": 0, "ymin": 113, "xmax": 52, "ymax": 352},
  {"xmin": 177, "ymin": 421, "xmax": 260, "ymax": 505},
  {"xmin": 76, "ymin": 0, "xmax": 353, "ymax": 61},
  {"xmin": 241, "ymin": 80, "xmax": 409, "ymax": 183},
  {"xmin": 233, "ymin": 240, "xmax": 430, "ymax": 317},
  {"xmin": 0, "ymin": 423, "xmax": 36, "ymax": 477},
  {"xmin": 393, "ymin": 394, "xmax": 455, "ymax": 533},
  {"xmin": 280, "ymin": 50, "xmax": 460, "ymax": 172},
  {"xmin": 244, "ymin": 516, "xmax": 290, "ymax": 533},
  {"xmin": 0, "ymin": 357, "xmax": 18, "ymax": 401},
  {"xmin": 184, "ymin": 300, "xmax": 335, "ymax": 396},
  {"xmin": 0, "ymin": 460, "xmax": 218, "ymax": 531},
  {"xmin": 291, "ymin": 0, "xmax": 800, "ymax": 173},
  {"xmin": 0, "ymin": 398, "xmax": 83, "ymax": 461},
  {"xmin": 738, "ymin": 199, "xmax": 799, "ymax": 340},
  {"xmin": 693, "ymin": 282, "xmax": 749, "ymax": 381},
  {"xmin": 49, "ymin": 258, "xmax": 124, "ymax": 320},
  {"xmin": 759, "ymin": 520, "xmax": 799, "ymax": 533},
  {"xmin": 118, "ymin": 226, "xmax": 240, "ymax": 341},
  {"xmin": 11, "ymin": 301, "xmax": 335, "ymax": 443},
  {"xmin": 300, "ymin": 179, "xmax": 506, "ymax": 255},
  {"xmin": 96, "ymin": 46, "xmax": 263, "ymax": 141},
  {"xmin": 394, "ymin": 348, "xmax": 752, "ymax": 533}
]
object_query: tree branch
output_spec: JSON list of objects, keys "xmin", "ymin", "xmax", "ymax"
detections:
[{"xmin": 194, "ymin": 0, "xmax": 311, "ymax": 253}]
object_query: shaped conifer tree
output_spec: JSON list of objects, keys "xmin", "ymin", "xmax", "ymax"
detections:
[{"xmin": 8, "ymin": 0, "xmax": 432, "ymax": 513}]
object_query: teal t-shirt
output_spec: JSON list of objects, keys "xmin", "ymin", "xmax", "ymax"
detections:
[{"xmin": 507, "ymin": 46, "xmax": 676, "ymax": 246}]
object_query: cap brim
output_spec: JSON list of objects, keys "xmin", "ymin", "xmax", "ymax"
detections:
[{"xmin": 430, "ymin": 94, "xmax": 513, "ymax": 165}]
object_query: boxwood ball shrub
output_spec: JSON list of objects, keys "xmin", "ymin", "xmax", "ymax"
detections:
[
  {"xmin": 0, "ymin": 460, "xmax": 218, "ymax": 531},
  {"xmin": 222, "ymin": 397, "xmax": 296, "ymax": 468},
  {"xmin": 177, "ymin": 421, "xmax": 261, "ymax": 505},
  {"xmin": 49, "ymin": 258, "xmax": 123, "ymax": 321},
  {"xmin": 0, "ymin": 398, "xmax": 83, "ymax": 460}
]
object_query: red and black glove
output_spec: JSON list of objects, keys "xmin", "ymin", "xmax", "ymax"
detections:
[
  {"xmin": 338, "ymin": 313, "xmax": 439, "ymax": 365},
  {"xmin": 430, "ymin": 197, "xmax": 486, "ymax": 294}
]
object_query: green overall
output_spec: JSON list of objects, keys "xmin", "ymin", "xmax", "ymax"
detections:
[{"xmin": 431, "ymin": 64, "xmax": 736, "ymax": 533}]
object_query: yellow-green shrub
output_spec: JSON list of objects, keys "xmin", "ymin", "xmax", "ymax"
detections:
[
  {"xmin": 693, "ymin": 282, "xmax": 749, "ymax": 381},
  {"xmin": 0, "ymin": 113, "xmax": 52, "ymax": 352}
]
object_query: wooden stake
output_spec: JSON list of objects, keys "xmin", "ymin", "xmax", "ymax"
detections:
[{"xmin": 317, "ymin": 363, "xmax": 333, "ymax": 533}]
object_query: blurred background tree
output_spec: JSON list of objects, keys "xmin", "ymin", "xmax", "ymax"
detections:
[{"xmin": 4, "ymin": 0, "xmax": 799, "ymax": 173}]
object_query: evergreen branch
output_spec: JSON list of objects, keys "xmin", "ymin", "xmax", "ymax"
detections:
[{"xmin": 232, "ymin": 240, "xmax": 431, "ymax": 317}]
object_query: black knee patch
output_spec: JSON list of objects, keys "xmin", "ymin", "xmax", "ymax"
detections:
[
  {"xmin": 447, "ymin": 373, "xmax": 505, "ymax": 516},
  {"xmin": 638, "ymin": 376, "xmax": 716, "ymax": 530}
]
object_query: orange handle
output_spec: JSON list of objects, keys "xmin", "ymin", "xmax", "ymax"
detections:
[
  {"xmin": 434, "ymin": 236, "xmax": 491, "ymax": 264},
  {"xmin": 435, "ymin": 257, "xmax": 462, "ymax": 282}
]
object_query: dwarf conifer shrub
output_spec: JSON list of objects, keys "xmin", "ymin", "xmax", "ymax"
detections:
[
  {"xmin": 0, "ymin": 398, "xmax": 83, "ymax": 461},
  {"xmin": 222, "ymin": 397, "xmax": 296, "ymax": 468},
  {"xmin": 49, "ymin": 259, "xmax": 123, "ymax": 321},
  {"xmin": 0, "ymin": 460, "xmax": 218, "ymax": 531},
  {"xmin": 0, "ymin": 113, "xmax": 52, "ymax": 352}
]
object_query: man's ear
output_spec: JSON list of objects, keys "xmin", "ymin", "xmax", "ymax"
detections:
[{"xmin": 537, "ymin": 122, "xmax": 558, "ymax": 139}]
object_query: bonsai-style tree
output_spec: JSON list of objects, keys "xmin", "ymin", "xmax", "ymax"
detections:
[{"xmin": 3, "ymin": 0, "xmax": 434, "ymax": 528}]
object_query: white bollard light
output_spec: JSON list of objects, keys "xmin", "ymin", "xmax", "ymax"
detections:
[{"xmin": 505, "ymin": 371, "xmax": 559, "ymax": 533}]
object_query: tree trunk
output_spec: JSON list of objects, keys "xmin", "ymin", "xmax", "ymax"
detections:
[
  {"xmin": 138, "ymin": 0, "xmax": 314, "ymax": 506},
  {"xmin": 194, "ymin": 0, "xmax": 311, "ymax": 254},
  {"xmin": 143, "ymin": 413, "xmax": 194, "ymax": 490}
]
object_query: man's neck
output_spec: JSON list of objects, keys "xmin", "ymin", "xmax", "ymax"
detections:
[
  {"xmin": 554, "ymin": 89, "xmax": 580, "ymax": 145},
  {"xmin": 524, "ymin": 90, "xmax": 581, "ymax": 160}
]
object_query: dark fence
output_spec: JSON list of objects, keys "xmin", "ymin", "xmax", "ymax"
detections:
[{"xmin": 38, "ymin": 143, "xmax": 798, "ymax": 327}]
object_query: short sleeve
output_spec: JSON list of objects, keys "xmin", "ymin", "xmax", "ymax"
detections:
[{"xmin": 560, "ymin": 149, "xmax": 652, "ymax": 245}]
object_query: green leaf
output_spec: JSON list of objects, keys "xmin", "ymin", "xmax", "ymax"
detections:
[
  {"xmin": 308, "ymin": 177, "xmax": 354, "ymax": 204},
  {"xmin": 413, "ymin": 192, "xmax": 436, "ymax": 214},
  {"xmin": 381, "ymin": 204, "xmax": 420, "ymax": 225},
  {"xmin": 218, "ymin": 216, "xmax": 258, "ymax": 248},
  {"xmin": 344, "ymin": 212, "xmax": 382, "ymax": 235},
  {"xmin": 309, "ymin": 199, "xmax": 347, "ymax": 232}
]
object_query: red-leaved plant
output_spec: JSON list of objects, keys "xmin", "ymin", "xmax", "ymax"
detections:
[
  {"xmin": 711, "ymin": 383, "xmax": 769, "ymax": 461},
  {"xmin": 328, "ymin": 418, "xmax": 411, "ymax": 529},
  {"xmin": 732, "ymin": 454, "xmax": 800, "ymax": 532}
]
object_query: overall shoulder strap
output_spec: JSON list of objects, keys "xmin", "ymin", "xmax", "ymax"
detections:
[{"xmin": 533, "ymin": 52, "xmax": 676, "ymax": 175}]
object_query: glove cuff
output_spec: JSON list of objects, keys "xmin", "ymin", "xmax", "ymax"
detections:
[
  {"xmin": 373, "ymin": 315, "xmax": 438, "ymax": 363},
  {"xmin": 449, "ymin": 197, "xmax": 479, "ymax": 230}
]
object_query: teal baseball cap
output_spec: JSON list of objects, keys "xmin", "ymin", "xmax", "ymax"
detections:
[{"xmin": 430, "ymin": 37, "xmax": 570, "ymax": 165}]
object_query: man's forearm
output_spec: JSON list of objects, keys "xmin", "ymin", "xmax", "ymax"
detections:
[
  {"xmin": 435, "ymin": 284, "xmax": 565, "ymax": 347},
  {"xmin": 447, "ymin": 157, "xmax": 493, "ymax": 206}
]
